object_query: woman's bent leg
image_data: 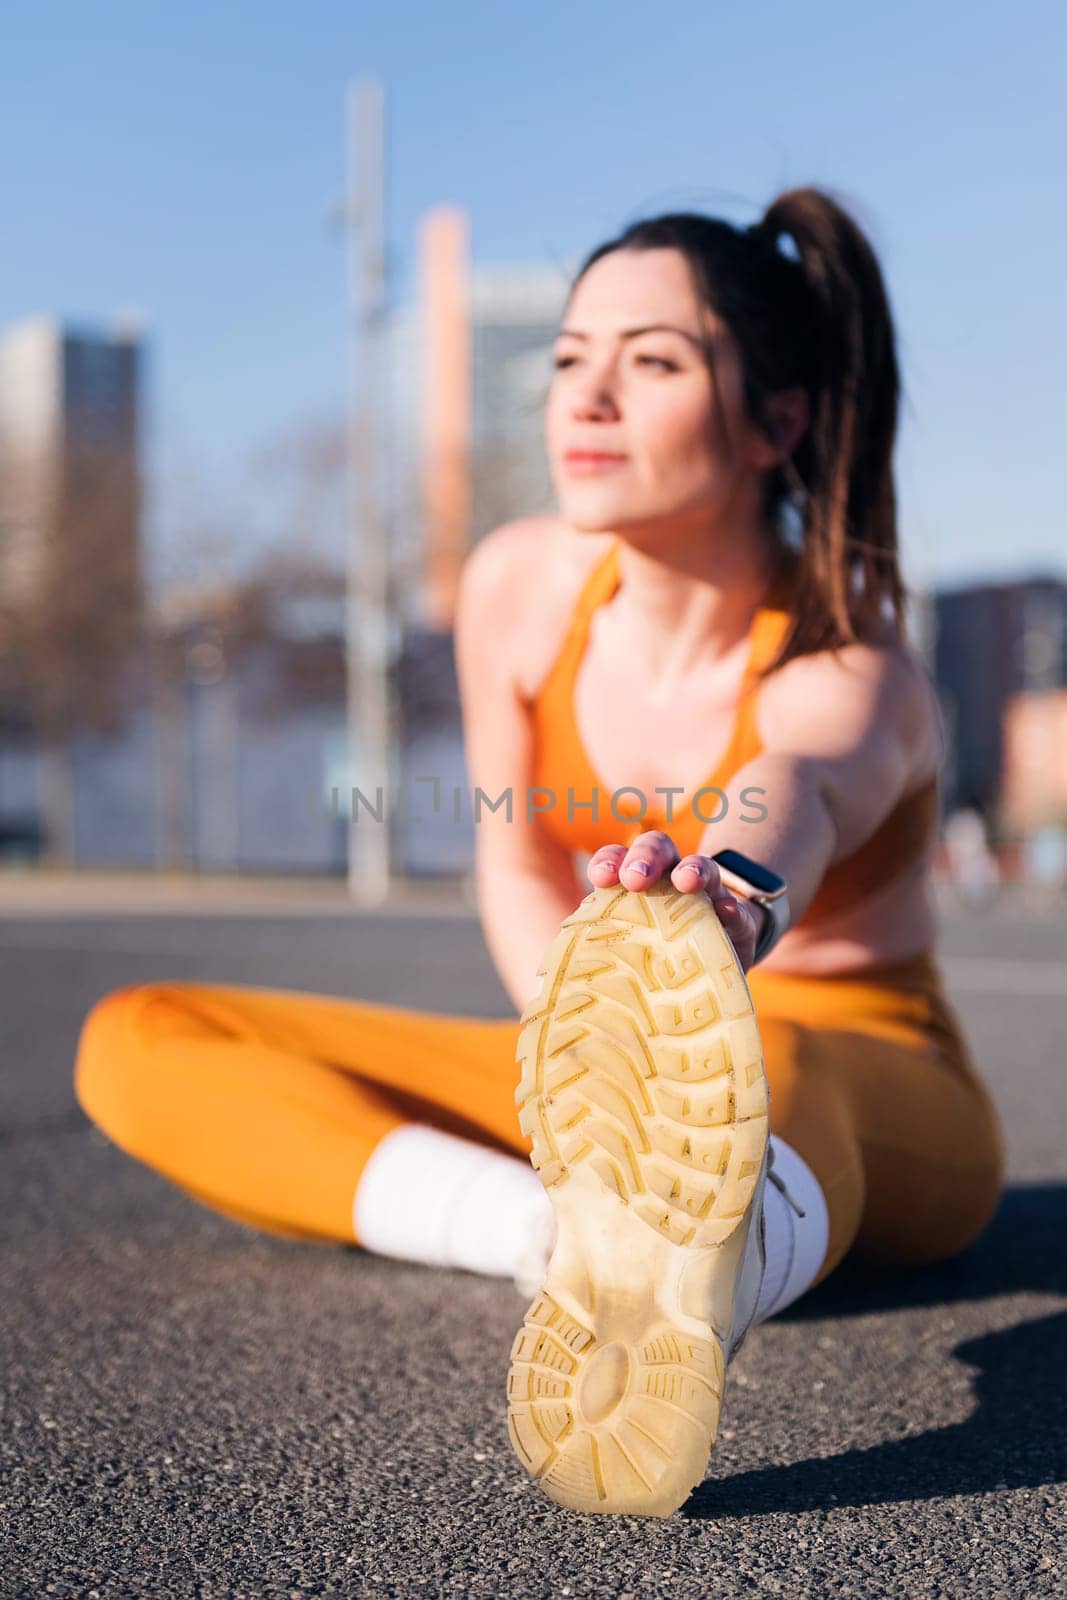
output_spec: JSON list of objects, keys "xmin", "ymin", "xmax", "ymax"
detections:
[{"xmin": 74, "ymin": 980, "xmax": 525, "ymax": 1245}]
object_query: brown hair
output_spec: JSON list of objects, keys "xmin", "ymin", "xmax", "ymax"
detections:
[{"xmin": 565, "ymin": 187, "xmax": 907, "ymax": 676}]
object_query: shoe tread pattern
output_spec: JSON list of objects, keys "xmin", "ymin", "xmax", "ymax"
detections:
[
  {"xmin": 507, "ymin": 1289, "xmax": 725, "ymax": 1514},
  {"xmin": 515, "ymin": 882, "xmax": 767, "ymax": 1247},
  {"xmin": 507, "ymin": 881, "xmax": 769, "ymax": 1517}
]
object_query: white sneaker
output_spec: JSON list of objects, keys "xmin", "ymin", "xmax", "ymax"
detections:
[{"xmin": 506, "ymin": 879, "xmax": 772, "ymax": 1518}]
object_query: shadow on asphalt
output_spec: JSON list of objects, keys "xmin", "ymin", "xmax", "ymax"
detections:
[
  {"xmin": 685, "ymin": 1183, "xmax": 1067, "ymax": 1518},
  {"xmin": 778, "ymin": 1181, "xmax": 1067, "ymax": 1315}
]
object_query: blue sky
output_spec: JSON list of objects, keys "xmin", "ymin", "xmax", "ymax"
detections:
[{"xmin": 2, "ymin": 0, "xmax": 1063, "ymax": 588}]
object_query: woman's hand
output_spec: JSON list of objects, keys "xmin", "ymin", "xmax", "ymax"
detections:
[{"xmin": 586, "ymin": 830, "xmax": 766, "ymax": 972}]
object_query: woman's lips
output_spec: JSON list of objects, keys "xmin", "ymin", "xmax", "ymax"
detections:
[{"xmin": 563, "ymin": 452, "xmax": 628, "ymax": 475}]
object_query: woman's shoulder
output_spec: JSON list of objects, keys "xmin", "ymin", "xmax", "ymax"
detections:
[
  {"xmin": 457, "ymin": 516, "xmax": 615, "ymax": 703},
  {"xmin": 754, "ymin": 623, "xmax": 945, "ymax": 789}
]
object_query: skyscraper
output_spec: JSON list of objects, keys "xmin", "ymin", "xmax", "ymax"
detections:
[
  {"xmin": 0, "ymin": 316, "xmax": 146, "ymax": 859},
  {"xmin": 0, "ymin": 314, "xmax": 145, "ymax": 755},
  {"xmin": 0, "ymin": 317, "xmax": 143, "ymax": 619},
  {"xmin": 467, "ymin": 259, "xmax": 571, "ymax": 548}
]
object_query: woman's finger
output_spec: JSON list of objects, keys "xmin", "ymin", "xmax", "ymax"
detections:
[
  {"xmin": 588, "ymin": 840, "xmax": 758, "ymax": 967},
  {"xmin": 669, "ymin": 855, "xmax": 723, "ymax": 896},
  {"xmin": 618, "ymin": 831, "xmax": 680, "ymax": 887},
  {"xmin": 715, "ymin": 895, "xmax": 760, "ymax": 970},
  {"xmin": 586, "ymin": 846, "xmax": 628, "ymax": 884}
]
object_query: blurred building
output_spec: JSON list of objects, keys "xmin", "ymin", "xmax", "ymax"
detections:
[
  {"xmin": 467, "ymin": 259, "xmax": 569, "ymax": 546},
  {"xmin": 389, "ymin": 206, "xmax": 571, "ymax": 632},
  {"xmin": 0, "ymin": 316, "xmax": 143, "ymax": 616},
  {"xmin": 1001, "ymin": 688, "xmax": 1067, "ymax": 833},
  {"xmin": 933, "ymin": 576, "xmax": 1066, "ymax": 823},
  {"xmin": 0, "ymin": 316, "xmax": 146, "ymax": 859}
]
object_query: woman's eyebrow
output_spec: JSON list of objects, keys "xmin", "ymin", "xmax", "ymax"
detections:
[{"xmin": 555, "ymin": 323, "xmax": 704, "ymax": 348}]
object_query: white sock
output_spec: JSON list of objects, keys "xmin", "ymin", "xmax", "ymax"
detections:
[
  {"xmin": 352, "ymin": 1123, "xmax": 556, "ymax": 1281},
  {"xmin": 752, "ymin": 1135, "xmax": 830, "ymax": 1324},
  {"xmin": 352, "ymin": 1124, "xmax": 829, "ymax": 1317}
]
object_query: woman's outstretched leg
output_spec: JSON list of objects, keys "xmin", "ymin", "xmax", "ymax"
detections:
[{"xmin": 749, "ymin": 1007, "xmax": 1004, "ymax": 1314}]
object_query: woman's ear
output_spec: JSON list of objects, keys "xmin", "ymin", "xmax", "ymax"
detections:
[{"xmin": 752, "ymin": 387, "xmax": 809, "ymax": 467}]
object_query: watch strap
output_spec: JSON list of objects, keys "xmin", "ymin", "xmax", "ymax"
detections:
[{"xmin": 750, "ymin": 892, "xmax": 790, "ymax": 963}]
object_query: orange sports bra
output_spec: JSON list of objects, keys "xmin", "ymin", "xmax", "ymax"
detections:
[{"xmin": 529, "ymin": 538, "xmax": 940, "ymax": 927}]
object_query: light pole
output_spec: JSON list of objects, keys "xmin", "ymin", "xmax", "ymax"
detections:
[{"xmin": 342, "ymin": 80, "xmax": 393, "ymax": 905}]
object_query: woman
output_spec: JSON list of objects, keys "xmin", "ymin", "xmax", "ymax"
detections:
[{"xmin": 74, "ymin": 186, "xmax": 1005, "ymax": 1522}]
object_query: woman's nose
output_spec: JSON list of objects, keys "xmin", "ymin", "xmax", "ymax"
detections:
[{"xmin": 570, "ymin": 374, "xmax": 620, "ymax": 418}]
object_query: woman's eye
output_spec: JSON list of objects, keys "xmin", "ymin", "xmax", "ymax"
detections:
[{"xmin": 552, "ymin": 354, "xmax": 677, "ymax": 372}]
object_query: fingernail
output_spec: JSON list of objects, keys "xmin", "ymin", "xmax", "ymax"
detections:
[{"xmin": 629, "ymin": 861, "xmax": 651, "ymax": 876}]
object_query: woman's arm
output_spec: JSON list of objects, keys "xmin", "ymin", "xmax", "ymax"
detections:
[
  {"xmin": 588, "ymin": 635, "xmax": 941, "ymax": 967},
  {"xmin": 698, "ymin": 635, "xmax": 941, "ymax": 914},
  {"xmin": 454, "ymin": 523, "xmax": 586, "ymax": 1013}
]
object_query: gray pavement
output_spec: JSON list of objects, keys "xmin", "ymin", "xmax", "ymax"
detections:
[{"xmin": 1, "ymin": 888, "xmax": 1065, "ymax": 1598}]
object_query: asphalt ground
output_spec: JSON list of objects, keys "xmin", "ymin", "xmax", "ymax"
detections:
[{"xmin": 1, "ymin": 885, "xmax": 1064, "ymax": 1598}]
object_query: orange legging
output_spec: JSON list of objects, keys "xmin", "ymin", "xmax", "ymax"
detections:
[{"xmin": 73, "ymin": 951, "xmax": 1004, "ymax": 1284}]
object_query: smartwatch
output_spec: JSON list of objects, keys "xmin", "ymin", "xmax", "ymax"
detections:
[{"xmin": 710, "ymin": 848, "xmax": 790, "ymax": 964}]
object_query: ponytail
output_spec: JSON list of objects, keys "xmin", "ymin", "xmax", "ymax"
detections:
[{"xmin": 751, "ymin": 187, "xmax": 903, "ymax": 673}]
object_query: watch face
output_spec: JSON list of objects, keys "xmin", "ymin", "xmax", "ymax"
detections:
[{"xmin": 712, "ymin": 848, "xmax": 787, "ymax": 896}]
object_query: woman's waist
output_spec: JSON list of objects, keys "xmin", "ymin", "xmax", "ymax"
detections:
[{"xmin": 748, "ymin": 945, "xmax": 942, "ymax": 1001}]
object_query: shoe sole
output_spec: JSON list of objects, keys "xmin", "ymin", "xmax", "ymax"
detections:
[{"xmin": 506, "ymin": 879, "xmax": 769, "ymax": 1518}]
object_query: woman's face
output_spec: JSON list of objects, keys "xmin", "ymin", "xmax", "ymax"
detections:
[{"xmin": 545, "ymin": 247, "xmax": 774, "ymax": 535}]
